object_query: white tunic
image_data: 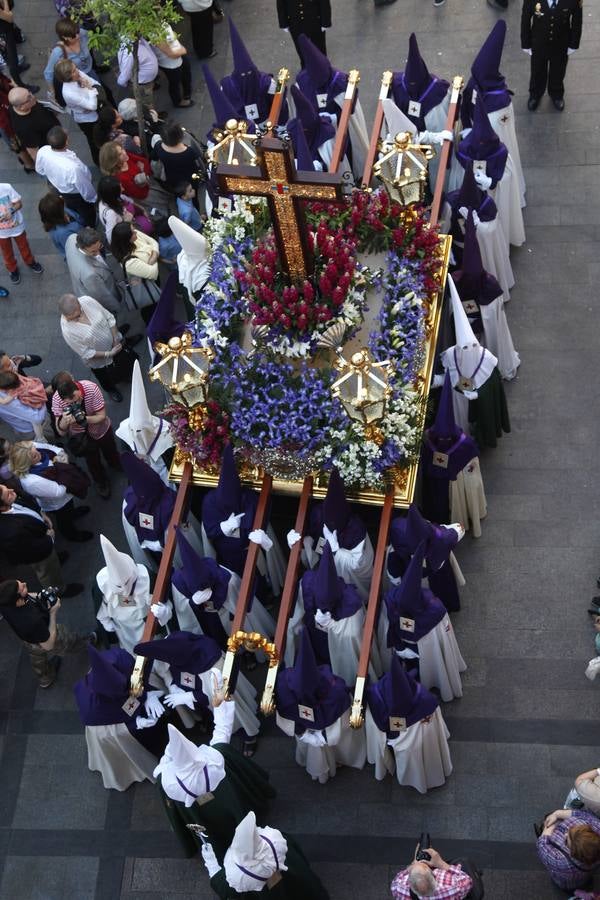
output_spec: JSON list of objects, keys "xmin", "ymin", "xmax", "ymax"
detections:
[
  {"xmin": 201, "ymin": 523, "xmax": 287, "ymax": 598},
  {"xmin": 480, "ymin": 295, "xmax": 520, "ymax": 381},
  {"xmin": 450, "ymin": 458, "xmax": 487, "ymax": 538},
  {"xmin": 416, "ymin": 615, "xmax": 467, "ymax": 702},
  {"xmin": 491, "ymin": 153, "xmax": 525, "ymax": 248},
  {"xmin": 489, "ymin": 104, "xmax": 525, "ymax": 207},
  {"xmin": 365, "ymin": 706, "xmax": 452, "ymax": 792},
  {"xmin": 85, "ymin": 722, "xmax": 158, "ymax": 791},
  {"xmin": 276, "ymin": 709, "xmax": 367, "ymax": 784},
  {"xmin": 303, "ymin": 534, "xmax": 375, "ymax": 602},
  {"xmin": 96, "ymin": 564, "xmax": 151, "ymax": 655}
]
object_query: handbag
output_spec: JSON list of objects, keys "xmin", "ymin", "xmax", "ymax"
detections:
[
  {"xmin": 111, "ymin": 344, "xmax": 138, "ymax": 382},
  {"xmin": 39, "ymin": 461, "xmax": 91, "ymax": 499},
  {"xmin": 121, "ymin": 258, "xmax": 161, "ymax": 311}
]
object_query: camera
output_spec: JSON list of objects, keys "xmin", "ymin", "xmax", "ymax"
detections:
[
  {"xmin": 66, "ymin": 401, "xmax": 87, "ymax": 426},
  {"xmin": 36, "ymin": 586, "xmax": 61, "ymax": 610},
  {"xmin": 416, "ymin": 832, "xmax": 431, "ymax": 862}
]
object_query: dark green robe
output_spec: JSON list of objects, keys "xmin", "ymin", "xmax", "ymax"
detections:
[
  {"xmin": 209, "ymin": 833, "xmax": 329, "ymax": 899},
  {"xmin": 468, "ymin": 367, "xmax": 510, "ymax": 449},
  {"xmin": 158, "ymin": 743, "xmax": 276, "ymax": 859}
]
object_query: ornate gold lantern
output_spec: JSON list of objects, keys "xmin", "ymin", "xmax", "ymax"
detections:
[
  {"xmin": 373, "ymin": 131, "xmax": 434, "ymax": 206},
  {"xmin": 207, "ymin": 118, "xmax": 259, "ymax": 167},
  {"xmin": 331, "ymin": 349, "xmax": 392, "ymax": 441},
  {"xmin": 149, "ymin": 331, "xmax": 214, "ymax": 410}
]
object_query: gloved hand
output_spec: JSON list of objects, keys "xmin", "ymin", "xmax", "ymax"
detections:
[
  {"xmin": 151, "ymin": 602, "xmax": 172, "ymax": 626},
  {"xmin": 298, "ymin": 729, "xmax": 326, "ymax": 747},
  {"xmin": 164, "ymin": 690, "xmax": 196, "ymax": 710},
  {"xmin": 287, "ymin": 529, "xmax": 301, "ymax": 549},
  {"xmin": 473, "ymin": 170, "xmax": 492, "ymax": 190},
  {"xmin": 323, "ymin": 525, "xmax": 339, "ymax": 553},
  {"xmin": 522, "ymin": 47, "xmax": 532, "ymax": 55},
  {"xmin": 447, "ymin": 522, "xmax": 466, "ymax": 542},
  {"xmin": 460, "ymin": 127, "xmax": 472, "ymax": 139},
  {"xmin": 135, "ymin": 716, "xmax": 158, "ymax": 730},
  {"xmin": 458, "ymin": 206, "xmax": 481, "ymax": 228},
  {"xmin": 567, "ymin": 47, "xmax": 577, "ymax": 54},
  {"xmin": 314, "ymin": 609, "xmax": 334, "ymax": 631},
  {"xmin": 431, "ymin": 373, "xmax": 445, "ymax": 389},
  {"xmin": 167, "ymin": 683, "xmax": 184, "ymax": 694},
  {"xmin": 192, "ymin": 587, "xmax": 213, "ymax": 605},
  {"xmin": 220, "ymin": 512, "xmax": 245, "ymax": 536},
  {"xmin": 201, "ymin": 842, "xmax": 221, "ymax": 878},
  {"xmin": 249, "ymin": 528, "xmax": 273, "ymax": 551},
  {"xmin": 144, "ymin": 690, "xmax": 165, "ymax": 719},
  {"xmin": 421, "ymin": 129, "xmax": 452, "ymax": 145},
  {"xmin": 210, "ymin": 688, "xmax": 236, "ymax": 746}
]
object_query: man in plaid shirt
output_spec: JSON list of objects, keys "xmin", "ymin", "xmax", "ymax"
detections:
[{"xmin": 390, "ymin": 847, "xmax": 473, "ymax": 899}]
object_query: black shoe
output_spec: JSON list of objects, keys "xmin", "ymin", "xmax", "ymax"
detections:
[
  {"xmin": 527, "ymin": 96, "xmax": 540, "ymax": 111},
  {"xmin": 552, "ymin": 97, "xmax": 565, "ymax": 111},
  {"xmin": 62, "ymin": 582, "xmax": 84, "ymax": 598},
  {"xmin": 119, "ymin": 323, "xmax": 131, "ymax": 335},
  {"xmin": 18, "ymin": 61, "xmax": 30, "ymax": 74},
  {"xmin": 125, "ymin": 333, "xmax": 143, "ymax": 348},
  {"xmin": 57, "ymin": 550, "xmax": 70, "ymax": 565},
  {"xmin": 109, "ymin": 390, "xmax": 123, "ymax": 403},
  {"xmin": 72, "ymin": 505, "xmax": 90, "ymax": 519},
  {"xmin": 96, "ymin": 481, "xmax": 111, "ymax": 499},
  {"xmin": 66, "ymin": 530, "xmax": 94, "ymax": 542},
  {"xmin": 20, "ymin": 354, "xmax": 42, "ymax": 368}
]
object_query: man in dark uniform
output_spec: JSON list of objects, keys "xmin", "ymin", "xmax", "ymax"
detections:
[
  {"xmin": 521, "ymin": 0, "xmax": 582, "ymax": 110},
  {"xmin": 276, "ymin": 0, "xmax": 331, "ymax": 65}
]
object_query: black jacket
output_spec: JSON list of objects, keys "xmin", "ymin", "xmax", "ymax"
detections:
[
  {"xmin": 521, "ymin": 0, "xmax": 582, "ymax": 54},
  {"xmin": 0, "ymin": 493, "xmax": 53, "ymax": 564},
  {"xmin": 276, "ymin": 0, "xmax": 332, "ymax": 33}
]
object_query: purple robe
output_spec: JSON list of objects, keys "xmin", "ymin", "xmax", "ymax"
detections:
[
  {"xmin": 134, "ymin": 632, "xmax": 222, "ymax": 709},
  {"xmin": 366, "ymin": 655, "xmax": 439, "ymax": 739},
  {"xmin": 390, "ymin": 34, "xmax": 449, "ymax": 132}
]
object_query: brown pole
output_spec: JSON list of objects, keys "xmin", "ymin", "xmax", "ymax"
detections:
[
  {"xmin": 329, "ymin": 71, "xmax": 360, "ymax": 175},
  {"xmin": 429, "ymin": 76, "xmax": 464, "ymax": 229},
  {"xmin": 261, "ymin": 475, "xmax": 313, "ymax": 714},
  {"xmin": 130, "ymin": 459, "xmax": 194, "ymax": 693},
  {"xmin": 350, "ymin": 487, "xmax": 395, "ymax": 727},
  {"xmin": 266, "ymin": 68, "xmax": 290, "ymax": 133},
  {"xmin": 361, "ymin": 71, "xmax": 393, "ymax": 189}
]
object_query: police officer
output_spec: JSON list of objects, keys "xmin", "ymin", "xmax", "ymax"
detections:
[
  {"xmin": 277, "ymin": 0, "xmax": 332, "ymax": 65},
  {"xmin": 521, "ymin": 0, "xmax": 582, "ymax": 110}
]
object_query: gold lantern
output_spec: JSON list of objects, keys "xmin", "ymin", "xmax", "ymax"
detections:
[
  {"xmin": 149, "ymin": 331, "xmax": 214, "ymax": 410},
  {"xmin": 207, "ymin": 118, "xmax": 259, "ymax": 167},
  {"xmin": 331, "ymin": 349, "xmax": 392, "ymax": 442},
  {"xmin": 373, "ymin": 131, "xmax": 434, "ymax": 206}
]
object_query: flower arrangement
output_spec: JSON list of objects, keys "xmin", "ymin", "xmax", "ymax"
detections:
[{"xmin": 162, "ymin": 399, "xmax": 230, "ymax": 471}]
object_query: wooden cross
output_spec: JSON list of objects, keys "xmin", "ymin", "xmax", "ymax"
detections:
[{"xmin": 216, "ymin": 135, "xmax": 343, "ymax": 281}]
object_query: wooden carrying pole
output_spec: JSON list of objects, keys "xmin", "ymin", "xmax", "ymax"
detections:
[
  {"xmin": 266, "ymin": 68, "xmax": 290, "ymax": 133},
  {"xmin": 429, "ymin": 75, "xmax": 463, "ymax": 229},
  {"xmin": 222, "ymin": 473, "xmax": 273, "ymax": 694},
  {"xmin": 349, "ymin": 487, "xmax": 395, "ymax": 727},
  {"xmin": 361, "ymin": 70, "xmax": 392, "ymax": 189},
  {"xmin": 328, "ymin": 70, "xmax": 360, "ymax": 175},
  {"xmin": 260, "ymin": 476, "xmax": 313, "ymax": 715},
  {"xmin": 130, "ymin": 460, "xmax": 194, "ymax": 694}
]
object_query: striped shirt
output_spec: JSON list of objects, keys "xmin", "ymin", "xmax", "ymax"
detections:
[
  {"xmin": 391, "ymin": 865, "xmax": 472, "ymax": 900},
  {"xmin": 51, "ymin": 379, "xmax": 110, "ymax": 440},
  {"xmin": 537, "ymin": 810, "xmax": 600, "ymax": 891}
]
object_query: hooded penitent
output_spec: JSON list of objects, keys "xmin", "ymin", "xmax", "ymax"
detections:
[
  {"xmin": 122, "ymin": 451, "xmax": 176, "ymax": 546},
  {"xmin": 220, "ymin": 18, "xmax": 283, "ymax": 124},
  {"xmin": 167, "ymin": 215, "xmax": 211, "ymax": 298},
  {"xmin": 456, "ymin": 94, "xmax": 508, "ymax": 187},
  {"xmin": 390, "ymin": 33, "xmax": 450, "ymax": 132},
  {"xmin": 462, "ymin": 21, "xmax": 512, "ymax": 128},
  {"xmin": 366, "ymin": 653, "xmax": 439, "ymax": 739}
]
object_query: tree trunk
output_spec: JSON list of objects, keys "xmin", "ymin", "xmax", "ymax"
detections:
[{"xmin": 131, "ymin": 37, "xmax": 149, "ymax": 156}]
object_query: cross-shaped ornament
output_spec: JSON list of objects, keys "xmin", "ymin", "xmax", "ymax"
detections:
[{"xmin": 216, "ymin": 135, "xmax": 344, "ymax": 281}]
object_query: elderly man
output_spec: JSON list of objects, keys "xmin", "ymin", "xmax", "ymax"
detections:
[
  {"xmin": 8, "ymin": 87, "xmax": 59, "ymax": 164},
  {"xmin": 391, "ymin": 847, "xmax": 475, "ymax": 900},
  {"xmin": 35, "ymin": 127, "xmax": 96, "ymax": 226},
  {"xmin": 65, "ymin": 228, "xmax": 123, "ymax": 313},
  {"xmin": 58, "ymin": 293, "xmax": 128, "ymax": 403}
]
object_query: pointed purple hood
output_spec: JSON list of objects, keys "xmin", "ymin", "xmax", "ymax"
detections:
[
  {"xmin": 453, "ymin": 210, "xmax": 502, "ymax": 306},
  {"xmin": 296, "ymin": 35, "xmax": 348, "ymax": 110},
  {"xmin": 203, "ymin": 63, "xmax": 255, "ymax": 133},
  {"xmin": 122, "ymin": 451, "xmax": 176, "ymax": 546},
  {"xmin": 366, "ymin": 654, "xmax": 439, "ymax": 737},
  {"xmin": 457, "ymin": 95, "xmax": 508, "ymax": 186},
  {"xmin": 172, "ymin": 526, "xmax": 231, "ymax": 609},
  {"xmin": 385, "ymin": 540, "xmax": 446, "ymax": 642},
  {"xmin": 391, "ymin": 33, "xmax": 449, "ymax": 128},
  {"xmin": 220, "ymin": 19, "xmax": 278, "ymax": 124},
  {"xmin": 462, "ymin": 21, "xmax": 511, "ymax": 126},
  {"xmin": 214, "ymin": 444, "xmax": 242, "ymax": 515},
  {"xmin": 74, "ymin": 645, "xmax": 146, "ymax": 726},
  {"xmin": 429, "ymin": 371, "xmax": 461, "ymax": 442},
  {"xmin": 301, "ymin": 543, "xmax": 363, "ymax": 620},
  {"xmin": 390, "ymin": 510, "xmax": 458, "ymax": 574},
  {"xmin": 286, "ymin": 84, "xmax": 335, "ymax": 159},
  {"xmin": 146, "ymin": 271, "xmax": 186, "ymax": 353},
  {"xmin": 274, "ymin": 626, "xmax": 350, "ymax": 732},
  {"xmin": 134, "ymin": 631, "xmax": 222, "ymax": 673},
  {"xmin": 309, "ymin": 467, "xmax": 367, "ymax": 550}
]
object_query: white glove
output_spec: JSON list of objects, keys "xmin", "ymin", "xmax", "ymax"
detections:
[
  {"xmin": 220, "ymin": 512, "xmax": 245, "ymax": 536},
  {"xmin": 314, "ymin": 609, "xmax": 334, "ymax": 631},
  {"xmin": 323, "ymin": 525, "xmax": 339, "ymax": 553},
  {"xmin": 164, "ymin": 690, "xmax": 196, "ymax": 709},
  {"xmin": 457, "ymin": 206, "xmax": 480, "ymax": 228},
  {"xmin": 201, "ymin": 843, "xmax": 221, "ymax": 878},
  {"xmin": 567, "ymin": 47, "xmax": 576, "ymax": 55},
  {"xmin": 144, "ymin": 690, "xmax": 165, "ymax": 719},
  {"xmin": 192, "ymin": 587, "xmax": 213, "ymax": 606},
  {"xmin": 210, "ymin": 696, "xmax": 236, "ymax": 746},
  {"xmin": 585, "ymin": 657, "xmax": 600, "ymax": 681},
  {"xmin": 431, "ymin": 373, "xmax": 445, "ymax": 389},
  {"xmin": 151, "ymin": 602, "xmax": 172, "ymax": 626},
  {"xmin": 167, "ymin": 683, "xmax": 184, "ymax": 694},
  {"xmin": 135, "ymin": 715, "xmax": 158, "ymax": 729},
  {"xmin": 287, "ymin": 529, "xmax": 301, "ymax": 549},
  {"xmin": 460, "ymin": 127, "xmax": 472, "ymax": 139},
  {"xmin": 473, "ymin": 170, "xmax": 492, "ymax": 190},
  {"xmin": 249, "ymin": 528, "xmax": 273, "ymax": 551},
  {"xmin": 298, "ymin": 729, "xmax": 326, "ymax": 747},
  {"xmin": 522, "ymin": 48, "xmax": 532, "ymax": 56},
  {"xmin": 446, "ymin": 523, "xmax": 465, "ymax": 542},
  {"xmin": 421, "ymin": 129, "xmax": 452, "ymax": 145}
]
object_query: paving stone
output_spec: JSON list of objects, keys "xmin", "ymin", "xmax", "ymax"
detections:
[{"xmin": 0, "ymin": 856, "xmax": 98, "ymax": 900}]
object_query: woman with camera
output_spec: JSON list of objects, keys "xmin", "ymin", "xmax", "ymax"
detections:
[{"xmin": 0, "ymin": 578, "xmax": 95, "ymax": 688}]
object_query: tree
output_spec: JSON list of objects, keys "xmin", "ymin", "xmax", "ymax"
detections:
[{"xmin": 76, "ymin": 0, "xmax": 180, "ymax": 153}]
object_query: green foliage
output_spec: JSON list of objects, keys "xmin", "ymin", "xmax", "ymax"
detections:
[{"xmin": 75, "ymin": 0, "xmax": 181, "ymax": 57}]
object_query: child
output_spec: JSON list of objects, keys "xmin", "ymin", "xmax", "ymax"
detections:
[
  {"xmin": 152, "ymin": 214, "xmax": 182, "ymax": 270},
  {"xmin": 175, "ymin": 181, "xmax": 204, "ymax": 233},
  {"xmin": 0, "ymin": 183, "xmax": 44, "ymax": 284}
]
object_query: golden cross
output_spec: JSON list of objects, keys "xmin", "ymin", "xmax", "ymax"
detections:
[{"xmin": 216, "ymin": 135, "xmax": 344, "ymax": 281}]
